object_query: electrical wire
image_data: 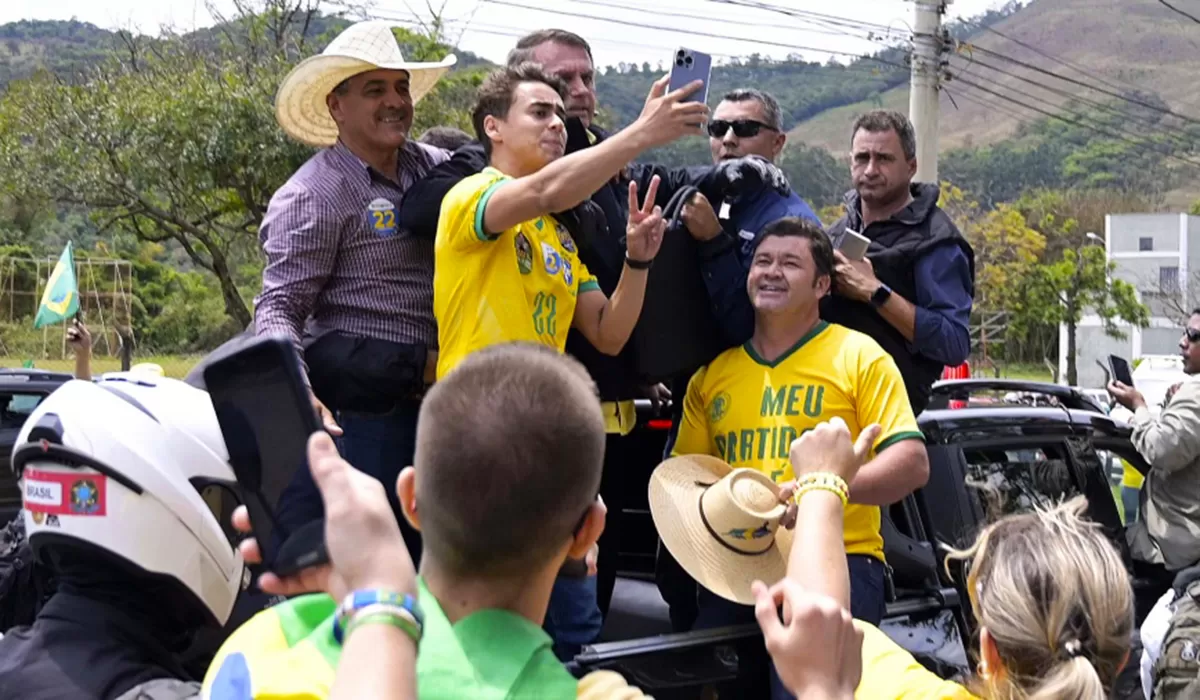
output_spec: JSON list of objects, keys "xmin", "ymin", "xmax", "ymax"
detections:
[
  {"xmin": 949, "ymin": 53, "xmax": 1199, "ymax": 152},
  {"xmin": 961, "ymin": 41, "xmax": 1200, "ymax": 126},
  {"xmin": 1158, "ymin": 0, "xmax": 1200, "ymax": 25},
  {"xmin": 474, "ymin": 0, "xmax": 913, "ymax": 65},
  {"xmin": 950, "ymin": 74, "xmax": 1200, "ymax": 170}
]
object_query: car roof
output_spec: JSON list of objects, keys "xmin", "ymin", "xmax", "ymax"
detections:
[
  {"xmin": 0, "ymin": 368, "xmax": 75, "ymax": 391},
  {"xmin": 919, "ymin": 379, "xmax": 1122, "ymax": 439}
]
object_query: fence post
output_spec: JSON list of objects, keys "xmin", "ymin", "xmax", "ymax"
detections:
[{"xmin": 119, "ymin": 330, "xmax": 132, "ymax": 371}]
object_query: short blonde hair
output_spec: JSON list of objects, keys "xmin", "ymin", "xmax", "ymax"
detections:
[{"xmin": 948, "ymin": 497, "xmax": 1133, "ymax": 700}]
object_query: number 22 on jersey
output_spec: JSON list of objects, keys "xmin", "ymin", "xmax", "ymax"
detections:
[{"xmin": 532, "ymin": 291, "xmax": 558, "ymax": 338}]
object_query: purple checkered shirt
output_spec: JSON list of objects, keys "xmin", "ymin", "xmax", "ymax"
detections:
[{"xmin": 254, "ymin": 140, "xmax": 450, "ymax": 366}]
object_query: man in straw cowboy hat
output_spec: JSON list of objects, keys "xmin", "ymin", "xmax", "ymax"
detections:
[
  {"xmin": 254, "ymin": 20, "xmax": 456, "ymax": 557},
  {"xmin": 669, "ymin": 218, "xmax": 929, "ymax": 644}
]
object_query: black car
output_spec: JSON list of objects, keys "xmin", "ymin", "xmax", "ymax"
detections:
[
  {"xmin": 577, "ymin": 379, "xmax": 1153, "ymax": 699},
  {"xmin": 0, "ymin": 369, "xmax": 74, "ymax": 523}
]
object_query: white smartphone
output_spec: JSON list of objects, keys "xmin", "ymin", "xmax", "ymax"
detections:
[{"xmin": 838, "ymin": 228, "xmax": 870, "ymax": 261}]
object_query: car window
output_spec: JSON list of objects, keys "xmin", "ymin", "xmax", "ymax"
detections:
[
  {"xmin": 0, "ymin": 393, "xmax": 47, "ymax": 429},
  {"xmin": 961, "ymin": 443, "xmax": 1079, "ymax": 520}
]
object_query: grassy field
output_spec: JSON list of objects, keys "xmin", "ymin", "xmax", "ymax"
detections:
[{"xmin": 2, "ymin": 355, "xmax": 202, "ymax": 379}]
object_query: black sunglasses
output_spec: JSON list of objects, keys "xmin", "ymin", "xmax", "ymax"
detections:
[
  {"xmin": 1186, "ymin": 327, "xmax": 1200, "ymax": 344},
  {"xmin": 707, "ymin": 119, "xmax": 776, "ymax": 139}
]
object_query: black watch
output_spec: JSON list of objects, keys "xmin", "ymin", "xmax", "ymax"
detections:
[
  {"xmin": 870, "ymin": 284, "xmax": 892, "ymax": 308},
  {"xmin": 625, "ymin": 255, "xmax": 653, "ymax": 270}
]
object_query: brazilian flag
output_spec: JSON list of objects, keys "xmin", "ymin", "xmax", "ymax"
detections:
[{"xmin": 33, "ymin": 242, "xmax": 79, "ymax": 329}]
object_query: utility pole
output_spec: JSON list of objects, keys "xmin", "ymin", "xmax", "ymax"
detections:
[{"xmin": 909, "ymin": 0, "xmax": 951, "ymax": 183}]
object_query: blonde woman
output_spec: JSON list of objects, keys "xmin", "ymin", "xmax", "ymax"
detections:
[{"xmin": 752, "ymin": 420, "xmax": 1134, "ymax": 699}]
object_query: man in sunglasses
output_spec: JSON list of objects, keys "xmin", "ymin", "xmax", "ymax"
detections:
[
  {"xmin": 1109, "ymin": 311, "xmax": 1200, "ymax": 600},
  {"xmin": 677, "ymin": 89, "xmax": 822, "ymax": 350}
]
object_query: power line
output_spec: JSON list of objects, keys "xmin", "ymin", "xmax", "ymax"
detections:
[
  {"xmin": 1158, "ymin": 0, "xmax": 1200, "ymax": 25},
  {"xmin": 562, "ymin": 0, "xmax": 857, "ymax": 38},
  {"xmin": 475, "ymin": 0, "xmax": 913, "ymax": 66},
  {"xmin": 949, "ymin": 53, "xmax": 1199, "ymax": 152},
  {"xmin": 969, "ymin": 21, "xmax": 1142, "ymax": 96},
  {"xmin": 702, "ymin": 0, "xmax": 899, "ymax": 35},
  {"xmin": 960, "ymin": 40, "xmax": 1200, "ymax": 127},
  {"xmin": 950, "ymin": 74, "xmax": 1200, "ymax": 170},
  {"xmin": 325, "ymin": 1, "xmax": 743, "ymax": 56}
]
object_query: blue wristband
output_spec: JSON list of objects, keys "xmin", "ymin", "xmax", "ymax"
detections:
[{"xmin": 333, "ymin": 589, "xmax": 423, "ymax": 645}]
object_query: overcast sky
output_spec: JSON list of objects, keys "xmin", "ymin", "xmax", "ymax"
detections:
[{"xmin": 1, "ymin": 0, "xmax": 1008, "ymax": 68}]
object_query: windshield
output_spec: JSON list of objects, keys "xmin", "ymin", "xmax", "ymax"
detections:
[{"xmin": 0, "ymin": 393, "xmax": 47, "ymax": 430}]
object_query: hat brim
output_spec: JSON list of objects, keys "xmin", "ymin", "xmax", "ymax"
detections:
[
  {"xmin": 275, "ymin": 53, "xmax": 457, "ymax": 148},
  {"xmin": 649, "ymin": 455, "xmax": 792, "ymax": 606}
]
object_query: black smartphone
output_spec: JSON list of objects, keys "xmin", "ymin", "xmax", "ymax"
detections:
[
  {"xmin": 1108, "ymin": 354, "xmax": 1135, "ymax": 386},
  {"xmin": 204, "ymin": 335, "xmax": 329, "ymax": 577}
]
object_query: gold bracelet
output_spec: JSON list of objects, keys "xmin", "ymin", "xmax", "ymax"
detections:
[{"xmin": 793, "ymin": 472, "xmax": 850, "ymax": 506}]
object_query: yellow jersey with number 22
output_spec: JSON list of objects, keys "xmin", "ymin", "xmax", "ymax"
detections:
[{"xmin": 434, "ymin": 167, "xmax": 599, "ymax": 379}]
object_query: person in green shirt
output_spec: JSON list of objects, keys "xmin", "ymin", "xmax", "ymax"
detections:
[{"xmin": 202, "ymin": 342, "xmax": 617, "ymax": 699}]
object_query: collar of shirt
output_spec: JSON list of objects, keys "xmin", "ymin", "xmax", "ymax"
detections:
[{"xmin": 329, "ymin": 139, "xmax": 447, "ymax": 191}]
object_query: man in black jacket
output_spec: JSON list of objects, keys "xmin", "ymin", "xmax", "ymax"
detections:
[
  {"xmin": 823, "ymin": 110, "xmax": 975, "ymax": 416},
  {"xmin": 399, "ymin": 29, "xmax": 786, "ymax": 629}
]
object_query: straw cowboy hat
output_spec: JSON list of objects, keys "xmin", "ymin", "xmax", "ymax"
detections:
[
  {"xmin": 649, "ymin": 455, "xmax": 794, "ymax": 605},
  {"xmin": 275, "ymin": 20, "xmax": 457, "ymax": 147}
]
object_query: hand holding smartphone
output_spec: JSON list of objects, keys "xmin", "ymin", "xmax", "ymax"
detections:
[
  {"xmin": 1108, "ymin": 354, "xmax": 1134, "ymax": 386},
  {"xmin": 204, "ymin": 335, "xmax": 329, "ymax": 577},
  {"xmin": 838, "ymin": 229, "xmax": 870, "ymax": 261}
]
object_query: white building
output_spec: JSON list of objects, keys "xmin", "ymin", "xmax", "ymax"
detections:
[{"xmin": 1063, "ymin": 213, "xmax": 1200, "ymax": 389}]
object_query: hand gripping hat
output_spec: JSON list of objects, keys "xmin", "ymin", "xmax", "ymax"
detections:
[{"xmin": 649, "ymin": 455, "xmax": 795, "ymax": 605}]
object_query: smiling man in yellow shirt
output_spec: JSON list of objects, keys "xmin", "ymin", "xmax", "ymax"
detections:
[{"xmin": 672, "ymin": 217, "xmax": 929, "ymax": 631}]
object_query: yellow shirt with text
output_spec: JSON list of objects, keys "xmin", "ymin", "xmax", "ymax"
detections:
[
  {"xmin": 672, "ymin": 321, "xmax": 924, "ymax": 561},
  {"xmin": 434, "ymin": 167, "xmax": 599, "ymax": 378}
]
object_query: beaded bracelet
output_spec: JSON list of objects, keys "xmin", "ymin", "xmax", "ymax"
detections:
[
  {"xmin": 793, "ymin": 472, "xmax": 850, "ymax": 507},
  {"xmin": 343, "ymin": 603, "xmax": 423, "ymax": 646},
  {"xmin": 333, "ymin": 590, "xmax": 423, "ymax": 645}
]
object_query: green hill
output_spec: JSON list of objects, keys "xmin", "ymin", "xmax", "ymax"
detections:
[
  {"xmin": 0, "ymin": 16, "xmax": 493, "ymax": 89},
  {"xmin": 789, "ymin": 0, "xmax": 1200, "ymax": 158}
]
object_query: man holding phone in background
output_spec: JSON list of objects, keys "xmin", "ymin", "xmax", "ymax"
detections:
[
  {"xmin": 1109, "ymin": 311, "xmax": 1200, "ymax": 609},
  {"xmin": 823, "ymin": 110, "xmax": 974, "ymax": 416}
]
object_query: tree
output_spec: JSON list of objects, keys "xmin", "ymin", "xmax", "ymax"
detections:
[
  {"xmin": 1021, "ymin": 241, "xmax": 1148, "ymax": 386},
  {"xmin": 0, "ymin": 2, "xmax": 475, "ymax": 328}
]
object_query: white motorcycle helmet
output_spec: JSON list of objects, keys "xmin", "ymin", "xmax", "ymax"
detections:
[{"xmin": 12, "ymin": 373, "xmax": 244, "ymax": 626}]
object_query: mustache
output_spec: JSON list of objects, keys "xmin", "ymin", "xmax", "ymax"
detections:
[{"xmin": 377, "ymin": 110, "xmax": 409, "ymax": 120}]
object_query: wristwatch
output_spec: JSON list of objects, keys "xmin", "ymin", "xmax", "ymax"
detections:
[{"xmin": 870, "ymin": 283, "xmax": 893, "ymax": 308}]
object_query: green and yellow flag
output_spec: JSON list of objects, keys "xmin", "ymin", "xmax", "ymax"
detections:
[{"xmin": 34, "ymin": 242, "xmax": 79, "ymax": 329}]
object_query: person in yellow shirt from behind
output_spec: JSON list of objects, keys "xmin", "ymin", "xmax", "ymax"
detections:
[{"xmin": 671, "ymin": 216, "xmax": 930, "ymax": 641}]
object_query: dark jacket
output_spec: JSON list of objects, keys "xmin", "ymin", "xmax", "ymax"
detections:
[
  {"xmin": 822, "ymin": 184, "xmax": 976, "ymax": 415},
  {"xmin": 398, "ymin": 120, "xmax": 724, "ymax": 402},
  {"xmin": 0, "ymin": 592, "xmax": 195, "ymax": 699}
]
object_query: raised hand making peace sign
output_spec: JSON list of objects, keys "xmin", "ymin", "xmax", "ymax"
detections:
[{"xmin": 626, "ymin": 174, "xmax": 666, "ymax": 265}]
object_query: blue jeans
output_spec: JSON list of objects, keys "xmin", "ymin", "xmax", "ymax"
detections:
[
  {"xmin": 1122, "ymin": 486, "xmax": 1140, "ymax": 524},
  {"xmin": 693, "ymin": 554, "xmax": 887, "ymax": 700},
  {"xmin": 544, "ymin": 573, "xmax": 603, "ymax": 662},
  {"xmin": 275, "ymin": 400, "xmax": 423, "ymax": 560}
]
